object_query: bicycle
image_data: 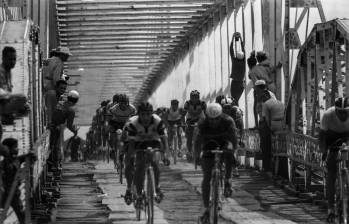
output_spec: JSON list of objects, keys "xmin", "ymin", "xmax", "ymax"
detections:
[
  {"xmin": 169, "ymin": 123, "xmax": 184, "ymax": 164},
  {"xmin": 325, "ymin": 138, "xmax": 349, "ymax": 224},
  {"xmin": 199, "ymin": 140, "xmax": 230, "ymax": 224},
  {"xmin": 133, "ymin": 147, "xmax": 162, "ymax": 224}
]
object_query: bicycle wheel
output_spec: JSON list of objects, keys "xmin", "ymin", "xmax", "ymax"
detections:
[
  {"xmin": 342, "ymin": 169, "xmax": 349, "ymax": 224},
  {"xmin": 146, "ymin": 168, "xmax": 155, "ymax": 224},
  {"xmin": 119, "ymin": 153, "xmax": 124, "ymax": 184},
  {"xmin": 210, "ymin": 171, "xmax": 220, "ymax": 224},
  {"xmin": 173, "ymin": 132, "xmax": 178, "ymax": 165}
]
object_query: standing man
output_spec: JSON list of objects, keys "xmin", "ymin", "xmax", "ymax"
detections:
[
  {"xmin": 42, "ymin": 46, "xmax": 72, "ymax": 93},
  {"xmin": 49, "ymin": 90, "xmax": 79, "ymax": 169},
  {"xmin": 0, "ymin": 46, "xmax": 16, "ymax": 92},
  {"xmin": 45, "ymin": 79, "xmax": 68, "ymax": 126}
]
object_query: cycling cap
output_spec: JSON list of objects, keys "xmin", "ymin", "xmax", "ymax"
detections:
[
  {"xmin": 171, "ymin": 99, "xmax": 179, "ymax": 105},
  {"xmin": 119, "ymin": 94, "xmax": 129, "ymax": 104},
  {"xmin": 221, "ymin": 96, "xmax": 233, "ymax": 105},
  {"xmin": 113, "ymin": 94, "xmax": 120, "ymax": 103},
  {"xmin": 206, "ymin": 103, "xmax": 222, "ymax": 119},
  {"xmin": 68, "ymin": 90, "xmax": 79, "ymax": 99},
  {"xmin": 335, "ymin": 97, "xmax": 349, "ymax": 110},
  {"xmin": 138, "ymin": 102, "xmax": 153, "ymax": 113},
  {"xmin": 255, "ymin": 80, "xmax": 266, "ymax": 86},
  {"xmin": 190, "ymin": 90, "xmax": 200, "ymax": 97}
]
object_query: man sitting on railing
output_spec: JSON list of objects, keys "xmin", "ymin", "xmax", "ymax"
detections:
[
  {"xmin": 1, "ymin": 138, "xmax": 35, "ymax": 224},
  {"xmin": 319, "ymin": 97, "xmax": 349, "ymax": 222}
]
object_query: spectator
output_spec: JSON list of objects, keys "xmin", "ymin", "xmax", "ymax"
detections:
[
  {"xmin": 253, "ymin": 80, "xmax": 276, "ymax": 128},
  {"xmin": 259, "ymin": 90, "xmax": 285, "ymax": 172},
  {"xmin": 42, "ymin": 46, "xmax": 72, "ymax": 93},
  {"xmin": 49, "ymin": 90, "xmax": 79, "ymax": 169},
  {"xmin": 1, "ymin": 138, "xmax": 35, "ymax": 224},
  {"xmin": 45, "ymin": 79, "xmax": 68, "ymax": 126},
  {"xmin": 0, "ymin": 46, "xmax": 16, "ymax": 92}
]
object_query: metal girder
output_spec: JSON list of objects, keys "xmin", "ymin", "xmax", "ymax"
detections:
[
  {"xmin": 63, "ymin": 40, "xmax": 176, "ymax": 46},
  {"xmin": 58, "ymin": 22, "xmax": 189, "ymax": 28},
  {"xmin": 59, "ymin": 27, "xmax": 185, "ymax": 32},
  {"xmin": 57, "ymin": 5, "xmax": 207, "ymax": 12},
  {"xmin": 60, "ymin": 31, "xmax": 183, "ymax": 37},
  {"xmin": 67, "ymin": 60, "xmax": 164, "ymax": 65},
  {"xmin": 56, "ymin": 0, "xmax": 216, "ymax": 5},
  {"xmin": 69, "ymin": 52, "xmax": 169, "ymax": 57},
  {"xmin": 58, "ymin": 17, "xmax": 194, "ymax": 22},
  {"xmin": 69, "ymin": 56, "xmax": 165, "ymax": 61},
  {"xmin": 57, "ymin": 11, "xmax": 201, "ymax": 17},
  {"xmin": 69, "ymin": 49, "xmax": 172, "ymax": 54},
  {"xmin": 62, "ymin": 37, "xmax": 180, "ymax": 43},
  {"xmin": 67, "ymin": 44, "xmax": 177, "ymax": 50}
]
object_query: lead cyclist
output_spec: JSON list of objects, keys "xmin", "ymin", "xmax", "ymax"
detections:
[{"xmin": 319, "ymin": 97, "xmax": 349, "ymax": 222}]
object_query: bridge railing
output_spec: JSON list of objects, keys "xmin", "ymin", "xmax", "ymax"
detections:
[
  {"xmin": 0, "ymin": 130, "xmax": 50, "ymax": 223},
  {"xmin": 242, "ymin": 130, "xmax": 323, "ymax": 192}
]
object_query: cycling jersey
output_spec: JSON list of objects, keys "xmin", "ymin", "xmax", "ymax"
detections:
[
  {"xmin": 109, "ymin": 104, "xmax": 136, "ymax": 125},
  {"xmin": 197, "ymin": 113, "xmax": 237, "ymax": 151},
  {"xmin": 320, "ymin": 106, "xmax": 349, "ymax": 146},
  {"xmin": 184, "ymin": 100, "xmax": 206, "ymax": 121},
  {"xmin": 126, "ymin": 114, "xmax": 166, "ymax": 143},
  {"xmin": 167, "ymin": 107, "xmax": 184, "ymax": 121}
]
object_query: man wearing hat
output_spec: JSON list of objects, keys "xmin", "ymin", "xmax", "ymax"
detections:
[
  {"xmin": 253, "ymin": 80, "xmax": 276, "ymax": 128},
  {"xmin": 42, "ymin": 46, "xmax": 72, "ymax": 93}
]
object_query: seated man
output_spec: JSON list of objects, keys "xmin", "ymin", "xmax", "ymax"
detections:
[
  {"xmin": 124, "ymin": 102, "xmax": 169, "ymax": 205},
  {"xmin": 195, "ymin": 103, "xmax": 237, "ymax": 222}
]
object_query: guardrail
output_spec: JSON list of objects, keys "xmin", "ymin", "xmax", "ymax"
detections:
[
  {"xmin": 242, "ymin": 129, "xmax": 323, "ymax": 192},
  {"xmin": 0, "ymin": 130, "xmax": 50, "ymax": 223}
]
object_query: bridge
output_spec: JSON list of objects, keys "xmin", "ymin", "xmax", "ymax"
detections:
[{"xmin": 0, "ymin": 0, "xmax": 348, "ymax": 223}]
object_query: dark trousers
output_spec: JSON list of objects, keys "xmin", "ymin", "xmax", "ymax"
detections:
[
  {"xmin": 326, "ymin": 151, "xmax": 338, "ymax": 209},
  {"xmin": 49, "ymin": 127, "xmax": 62, "ymax": 168},
  {"xmin": 201, "ymin": 153, "xmax": 233, "ymax": 208},
  {"xmin": 259, "ymin": 121, "xmax": 272, "ymax": 171},
  {"xmin": 230, "ymin": 80, "xmax": 244, "ymax": 102}
]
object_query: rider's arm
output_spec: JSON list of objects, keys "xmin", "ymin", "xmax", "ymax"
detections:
[
  {"xmin": 158, "ymin": 120, "xmax": 169, "ymax": 156},
  {"xmin": 319, "ymin": 113, "xmax": 329, "ymax": 157},
  {"xmin": 66, "ymin": 109, "xmax": 77, "ymax": 134},
  {"xmin": 227, "ymin": 118, "xmax": 238, "ymax": 149}
]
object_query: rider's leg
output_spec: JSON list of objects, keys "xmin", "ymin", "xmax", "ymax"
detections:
[
  {"xmin": 168, "ymin": 125, "xmax": 174, "ymax": 149},
  {"xmin": 177, "ymin": 125, "xmax": 182, "ymax": 149},
  {"xmin": 125, "ymin": 152, "xmax": 134, "ymax": 190},
  {"xmin": 186, "ymin": 125, "xmax": 193, "ymax": 153},
  {"xmin": 326, "ymin": 151, "xmax": 338, "ymax": 214},
  {"xmin": 201, "ymin": 156, "xmax": 214, "ymax": 209},
  {"xmin": 134, "ymin": 152, "xmax": 146, "ymax": 196}
]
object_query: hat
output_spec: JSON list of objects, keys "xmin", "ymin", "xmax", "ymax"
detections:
[
  {"xmin": 56, "ymin": 46, "xmax": 72, "ymax": 56},
  {"xmin": 255, "ymin": 80, "xmax": 266, "ymax": 86},
  {"xmin": 256, "ymin": 51, "xmax": 267, "ymax": 58}
]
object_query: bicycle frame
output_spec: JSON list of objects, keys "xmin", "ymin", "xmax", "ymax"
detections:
[
  {"xmin": 133, "ymin": 147, "xmax": 160, "ymax": 224},
  {"xmin": 209, "ymin": 148, "xmax": 225, "ymax": 224}
]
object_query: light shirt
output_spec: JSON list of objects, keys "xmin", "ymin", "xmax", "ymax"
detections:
[
  {"xmin": 42, "ymin": 56, "xmax": 64, "ymax": 91},
  {"xmin": 320, "ymin": 107, "xmax": 349, "ymax": 132},
  {"xmin": 262, "ymin": 98, "xmax": 285, "ymax": 132}
]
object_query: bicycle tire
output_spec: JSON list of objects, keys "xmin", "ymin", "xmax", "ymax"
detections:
[
  {"xmin": 173, "ymin": 131, "xmax": 178, "ymax": 165},
  {"xmin": 342, "ymin": 169, "xmax": 349, "ymax": 224},
  {"xmin": 119, "ymin": 153, "xmax": 124, "ymax": 184},
  {"xmin": 210, "ymin": 171, "xmax": 219, "ymax": 224},
  {"xmin": 146, "ymin": 168, "xmax": 155, "ymax": 224}
]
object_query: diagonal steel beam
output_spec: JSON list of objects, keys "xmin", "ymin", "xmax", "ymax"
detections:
[
  {"xmin": 57, "ymin": 11, "xmax": 201, "ymax": 17},
  {"xmin": 58, "ymin": 27, "xmax": 185, "ymax": 32}
]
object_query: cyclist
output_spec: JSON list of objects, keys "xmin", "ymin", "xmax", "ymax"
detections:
[
  {"xmin": 220, "ymin": 96, "xmax": 243, "ymax": 177},
  {"xmin": 184, "ymin": 90, "xmax": 207, "ymax": 159},
  {"xmin": 166, "ymin": 99, "xmax": 185, "ymax": 152},
  {"xmin": 96, "ymin": 100, "xmax": 110, "ymax": 160},
  {"xmin": 195, "ymin": 103, "xmax": 237, "ymax": 223},
  {"xmin": 109, "ymin": 94, "xmax": 136, "ymax": 164},
  {"xmin": 124, "ymin": 102, "xmax": 169, "ymax": 205},
  {"xmin": 319, "ymin": 97, "xmax": 349, "ymax": 222}
]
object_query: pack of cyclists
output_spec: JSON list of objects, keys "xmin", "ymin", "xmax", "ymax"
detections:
[{"xmin": 87, "ymin": 89, "xmax": 349, "ymax": 223}]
